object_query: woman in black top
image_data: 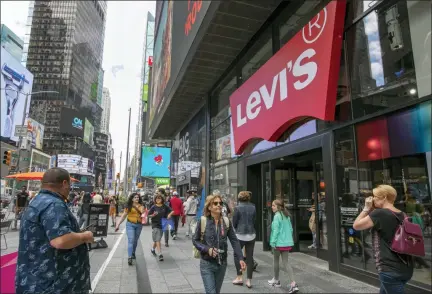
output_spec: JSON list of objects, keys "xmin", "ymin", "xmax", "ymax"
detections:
[
  {"xmin": 78, "ymin": 192, "xmax": 91, "ymax": 229},
  {"xmin": 353, "ymin": 185, "xmax": 413, "ymax": 294},
  {"xmin": 193, "ymin": 194, "xmax": 246, "ymax": 294}
]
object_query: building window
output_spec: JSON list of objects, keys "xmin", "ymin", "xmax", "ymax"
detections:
[
  {"xmin": 210, "ymin": 117, "xmax": 235, "ymax": 167},
  {"xmin": 336, "ymin": 101, "xmax": 432, "ymax": 286},
  {"xmin": 210, "ymin": 76, "xmax": 236, "ymax": 128},
  {"xmin": 346, "ymin": 0, "xmax": 421, "ymax": 119},
  {"xmin": 209, "ymin": 162, "xmax": 238, "ymax": 210},
  {"xmin": 241, "ymin": 29, "xmax": 272, "ymax": 83}
]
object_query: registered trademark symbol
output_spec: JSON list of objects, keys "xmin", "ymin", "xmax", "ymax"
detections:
[{"xmin": 302, "ymin": 7, "xmax": 327, "ymax": 44}]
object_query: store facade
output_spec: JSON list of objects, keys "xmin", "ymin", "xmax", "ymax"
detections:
[{"xmin": 149, "ymin": 0, "xmax": 431, "ymax": 291}]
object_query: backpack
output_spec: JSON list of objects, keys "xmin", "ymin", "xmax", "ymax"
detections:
[
  {"xmin": 193, "ymin": 216, "xmax": 229, "ymax": 259},
  {"xmin": 390, "ymin": 211, "xmax": 425, "ymax": 257}
]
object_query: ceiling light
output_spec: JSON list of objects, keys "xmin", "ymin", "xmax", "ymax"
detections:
[{"xmin": 409, "ymin": 88, "xmax": 417, "ymax": 95}]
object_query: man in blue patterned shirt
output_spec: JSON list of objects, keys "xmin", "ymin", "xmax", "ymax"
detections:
[{"xmin": 16, "ymin": 168, "xmax": 94, "ymax": 294}]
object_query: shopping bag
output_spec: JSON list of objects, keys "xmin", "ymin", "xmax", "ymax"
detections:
[
  {"xmin": 1, "ymin": 251, "xmax": 18, "ymax": 294},
  {"xmin": 162, "ymin": 218, "xmax": 174, "ymax": 231},
  {"xmin": 141, "ymin": 209, "xmax": 149, "ymax": 225}
]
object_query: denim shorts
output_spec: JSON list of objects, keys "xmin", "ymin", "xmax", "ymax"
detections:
[{"xmin": 152, "ymin": 228, "xmax": 163, "ymax": 242}]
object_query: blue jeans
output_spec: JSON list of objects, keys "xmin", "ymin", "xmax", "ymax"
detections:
[
  {"xmin": 379, "ymin": 271, "xmax": 412, "ymax": 294},
  {"xmin": 126, "ymin": 221, "xmax": 143, "ymax": 257},
  {"xmin": 200, "ymin": 259, "xmax": 227, "ymax": 294}
]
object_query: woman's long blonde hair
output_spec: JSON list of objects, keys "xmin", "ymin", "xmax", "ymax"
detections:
[
  {"xmin": 204, "ymin": 194, "xmax": 223, "ymax": 217},
  {"xmin": 273, "ymin": 199, "xmax": 290, "ymax": 218}
]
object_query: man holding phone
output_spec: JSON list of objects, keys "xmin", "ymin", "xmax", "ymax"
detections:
[{"xmin": 16, "ymin": 168, "xmax": 94, "ymax": 294}]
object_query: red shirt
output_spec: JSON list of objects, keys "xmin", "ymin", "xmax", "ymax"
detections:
[{"xmin": 170, "ymin": 197, "xmax": 183, "ymax": 216}]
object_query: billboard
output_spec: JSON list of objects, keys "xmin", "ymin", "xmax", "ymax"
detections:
[
  {"xmin": 141, "ymin": 146, "xmax": 171, "ymax": 178},
  {"xmin": 25, "ymin": 118, "xmax": 44, "ymax": 150},
  {"xmin": 149, "ymin": 0, "xmax": 211, "ymax": 130},
  {"xmin": 149, "ymin": 0, "xmax": 173, "ymax": 127},
  {"xmin": 142, "ymin": 84, "xmax": 148, "ymax": 113},
  {"xmin": 60, "ymin": 107, "xmax": 84, "ymax": 138},
  {"xmin": 83, "ymin": 118, "xmax": 94, "ymax": 145},
  {"xmin": 57, "ymin": 154, "xmax": 94, "ymax": 175},
  {"xmin": 0, "ymin": 47, "xmax": 34, "ymax": 142}
]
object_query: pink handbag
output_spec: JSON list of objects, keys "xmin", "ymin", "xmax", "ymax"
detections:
[
  {"xmin": 1, "ymin": 251, "xmax": 18, "ymax": 294},
  {"xmin": 390, "ymin": 211, "xmax": 425, "ymax": 257}
]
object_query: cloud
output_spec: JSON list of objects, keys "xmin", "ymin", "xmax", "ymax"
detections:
[
  {"xmin": 111, "ymin": 65, "xmax": 124, "ymax": 77},
  {"xmin": 368, "ymin": 40, "xmax": 382, "ymax": 60},
  {"xmin": 371, "ymin": 62, "xmax": 384, "ymax": 86},
  {"xmin": 364, "ymin": 13, "xmax": 378, "ymax": 36}
]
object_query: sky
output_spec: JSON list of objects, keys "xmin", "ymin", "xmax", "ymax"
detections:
[{"xmin": 1, "ymin": 1, "xmax": 155, "ymax": 174}]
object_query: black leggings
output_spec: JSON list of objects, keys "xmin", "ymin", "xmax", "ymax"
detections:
[{"xmin": 234, "ymin": 239, "xmax": 255, "ymax": 279}]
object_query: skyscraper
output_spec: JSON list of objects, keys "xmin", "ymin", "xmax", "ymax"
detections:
[
  {"xmin": 24, "ymin": 1, "xmax": 107, "ymax": 156},
  {"xmin": 101, "ymin": 87, "xmax": 111, "ymax": 134}
]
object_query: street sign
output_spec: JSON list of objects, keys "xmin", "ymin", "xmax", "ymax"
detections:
[{"xmin": 14, "ymin": 126, "xmax": 27, "ymax": 137}]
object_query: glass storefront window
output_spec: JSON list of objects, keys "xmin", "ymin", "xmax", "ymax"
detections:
[
  {"xmin": 210, "ymin": 117, "xmax": 236, "ymax": 167},
  {"xmin": 335, "ymin": 101, "xmax": 432, "ymax": 286},
  {"xmin": 210, "ymin": 77, "xmax": 236, "ymax": 128},
  {"xmin": 346, "ymin": 0, "xmax": 420, "ymax": 119},
  {"xmin": 241, "ymin": 28, "xmax": 272, "ymax": 83},
  {"xmin": 209, "ymin": 163, "xmax": 238, "ymax": 212},
  {"xmin": 334, "ymin": 126, "xmax": 365, "ymax": 270}
]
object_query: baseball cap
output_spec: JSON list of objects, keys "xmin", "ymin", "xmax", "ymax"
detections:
[{"xmin": 173, "ymin": 191, "xmax": 178, "ymax": 196}]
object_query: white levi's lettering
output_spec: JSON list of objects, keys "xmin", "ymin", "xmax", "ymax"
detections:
[
  {"xmin": 246, "ymin": 91, "xmax": 261, "ymax": 120},
  {"xmin": 259, "ymin": 73, "xmax": 279, "ymax": 109},
  {"xmin": 236, "ymin": 104, "xmax": 246, "ymax": 127},
  {"xmin": 235, "ymin": 48, "xmax": 318, "ymax": 128}
]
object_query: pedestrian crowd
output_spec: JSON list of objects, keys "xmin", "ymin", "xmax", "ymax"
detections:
[{"xmin": 11, "ymin": 167, "xmax": 425, "ymax": 294}]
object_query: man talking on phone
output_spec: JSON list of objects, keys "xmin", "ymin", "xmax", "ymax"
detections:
[{"xmin": 16, "ymin": 168, "xmax": 94, "ymax": 294}]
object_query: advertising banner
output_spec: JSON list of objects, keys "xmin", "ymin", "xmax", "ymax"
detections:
[
  {"xmin": 87, "ymin": 204, "xmax": 109, "ymax": 238},
  {"xmin": 149, "ymin": 0, "xmax": 212, "ymax": 131},
  {"xmin": 149, "ymin": 0, "xmax": 173, "ymax": 127},
  {"xmin": 229, "ymin": 1, "xmax": 346, "ymax": 154},
  {"xmin": 57, "ymin": 154, "xmax": 94, "ymax": 175},
  {"xmin": 155, "ymin": 177, "xmax": 170, "ymax": 185},
  {"xmin": 1, "ymin": 47, "xmax": 34, "ymax": 142},
  {"xmin": 29, "ymin": 149, "xmax": 50, "ymax": 172},
  {"xmin": 83, "ymin": 118, "xmax": 94, "ymax": 145},
  {"xmin": 60, "ymin": 107, "xmax": 84, "ymax": 138},
  {"xmin": 25, "ymin": 118, "xmax": 44, "ymax": 150},
  {"xmin": 141, "ymin": 146, "xmax": 171, "ymax": 178}
]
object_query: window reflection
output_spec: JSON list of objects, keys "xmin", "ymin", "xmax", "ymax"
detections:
[{"xmin": 346, "ymin": 0, "xmax": 418, "ymax": 119}]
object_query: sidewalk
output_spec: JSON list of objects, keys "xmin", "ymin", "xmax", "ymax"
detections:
[{"xmin": 136, "ymin": 224, "xmax": 379, "ymax": 293}]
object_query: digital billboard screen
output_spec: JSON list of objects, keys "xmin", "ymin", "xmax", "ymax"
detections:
[
  {"xmin": 141, "ymin": 146, "xmax": 171, "ymax": 178},
  {"xmin": 25, "ymin": 118, "xmax": 45, "ymax": 150},
  {"xmin": 1, "ymin": 47, "xmax": 34, "ymax": 142},
  {"xmin": 60, "ymin": 107, "xmax": 84, "ymax": 138},
  {"xmin": 83, "ymin": 118, "xmax": 94, "ymax": 145}
]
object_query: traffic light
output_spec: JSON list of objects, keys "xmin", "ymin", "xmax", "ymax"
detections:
[
  {"xmin": 116, "ymin": 172, "xmax": 120, "ymax": 179},
  {"xmin": 3, "ymin": 151, "xmax": 12, "ymax": 165}
]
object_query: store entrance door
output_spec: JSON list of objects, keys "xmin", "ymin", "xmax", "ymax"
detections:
[{"xmin": 260, "ymin": 150, "xmax": 328, "ymax": 260}]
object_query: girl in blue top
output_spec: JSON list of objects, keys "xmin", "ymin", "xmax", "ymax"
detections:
[{"xmin": 268, "ymin": 199, "xmax": 299, "ymax": 294}]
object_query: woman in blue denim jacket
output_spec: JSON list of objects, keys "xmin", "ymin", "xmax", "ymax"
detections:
[{"xmin": 193, "ymin": 194, "xmax": 246, "ymax": 294}]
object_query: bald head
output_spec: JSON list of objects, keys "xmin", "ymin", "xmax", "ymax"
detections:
[
  {"xmin": 42, "ymin": 168, "xmax": 70, "ymax": 185},
  {"xmin": 41, "ymin": 168, "xmax": 71, "ymax": 198}
]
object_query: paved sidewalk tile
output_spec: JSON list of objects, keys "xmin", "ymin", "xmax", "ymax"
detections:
[{"xmin": 139, "ymin": 224, "xmax": 379, "ymax": 293}]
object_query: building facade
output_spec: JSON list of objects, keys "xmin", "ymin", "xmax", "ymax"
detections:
[
  {"xmin": 148, "ymin": 1, "xmax": 431, "ymax": 292},
  {"xmin": 1, "ymin": 24, "xmax": 24, "ymax": 62},
  {"xmin": 24, "ymin": 1, "xmax": 107, "ymax": 156},
  {"xmin": 101, "ymin": 87, "xmax": 111, "ymax": 134}
]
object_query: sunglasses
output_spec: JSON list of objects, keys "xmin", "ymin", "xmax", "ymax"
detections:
[{"xmin": 213, "ymin": 201, "xmax": 223, "ymax": 206}]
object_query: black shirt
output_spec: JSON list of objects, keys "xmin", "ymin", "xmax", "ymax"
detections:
[
  {"xmin": 148, "ymin": 204, "xmax": 171, "ymax": 229},
  {"xmin": 369, "ymin": 208, "xmax": 414, "ymax": 275},
  {"xmin": 16, "ymin": 191, "xmax": 29, "ymax": 208}
]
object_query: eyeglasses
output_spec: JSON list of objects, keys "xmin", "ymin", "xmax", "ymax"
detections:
[{"xmin": 213, "ymin": 201, "xmax": 222, "ymax": 206}]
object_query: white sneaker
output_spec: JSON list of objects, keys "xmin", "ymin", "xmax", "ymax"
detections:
[
  {"xmin": 173, "ymin": 234, "xmax": 177, "ymax": 240},
  {"xmin": 268, "ymin": 278, "xmax": 281, "ymax": 287},
  {"xmin": 308, "ymin": 244, "xmax": 316, "ymax": 249},
  {"xmin": 288, "ymin": 283, "xmax": 299, "ymax": 293}
]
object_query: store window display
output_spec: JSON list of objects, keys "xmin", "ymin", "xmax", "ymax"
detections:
[{"xmin": 209, "ymin": 163, "xmax": 238, "ymax": 212}]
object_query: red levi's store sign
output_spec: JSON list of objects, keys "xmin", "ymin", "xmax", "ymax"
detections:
[{"xmin": 229, "ymin": 1, "xmax": 346, "ymax": 154}]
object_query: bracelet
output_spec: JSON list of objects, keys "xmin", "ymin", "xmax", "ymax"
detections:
[{"xmin": 362, "ymin": 208, "xmax": 370, "ymax": 213}]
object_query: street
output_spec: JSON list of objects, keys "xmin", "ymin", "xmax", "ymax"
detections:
[{"xmin": 2, "ymin": 216, "xmax": 380, "ymax": 293}]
